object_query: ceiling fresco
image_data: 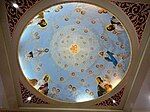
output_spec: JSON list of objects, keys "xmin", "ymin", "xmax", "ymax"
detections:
[{"xmin": 18, "ymin": 2, "xmax": 131, "ymax": 103}]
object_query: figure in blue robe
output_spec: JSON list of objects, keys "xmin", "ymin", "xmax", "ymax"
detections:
[{"xmin": 104, "ymin": 51, "xmax": 118, "ymax": 67}]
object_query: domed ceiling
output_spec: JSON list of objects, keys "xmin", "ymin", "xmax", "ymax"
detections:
[{"xmin": 18, "ymin": 2, "xmax": 131, "ymax": 103}]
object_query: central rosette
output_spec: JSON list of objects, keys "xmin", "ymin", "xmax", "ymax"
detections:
[
  {"xmin": 69, "ymin": 43, "xmax": 80, "ymax": 55},
  {"xmin": 50, "ymin": 25, "xmax": 100, "ymax": 72}
]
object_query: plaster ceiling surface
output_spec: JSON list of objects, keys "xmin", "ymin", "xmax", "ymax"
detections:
[
  {"xmin": 18, "ymin": 2, "xmax": 131, "ymax": 103},
  {"xmin": 0, "ymin": 76, "xmax": 5, "ymax": 108},
  {"xmin": 133, "ymin": 70, "xmax": 150, "ymax": 111}
]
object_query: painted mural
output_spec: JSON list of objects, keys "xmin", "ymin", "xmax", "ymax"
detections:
[{"xmin": 18, "ymin": 2, "xmax": 131, "ymax": 103}]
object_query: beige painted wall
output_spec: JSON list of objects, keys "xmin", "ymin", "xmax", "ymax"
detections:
[{"xmin": 0, "ymin": 75, "xmax": 8, "ymax": 109}]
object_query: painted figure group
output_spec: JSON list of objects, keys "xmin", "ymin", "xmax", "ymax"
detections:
[
  {"xmin": 28, "ymin": 74, "xmax": 50, "ymax": 95},
  {"xmin": 96, "ymin": 76, "xmax": 112, "ymax": 97}
]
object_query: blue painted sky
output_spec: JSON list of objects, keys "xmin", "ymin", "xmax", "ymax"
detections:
[{"xmin": 18, "ymin": 2, "xmax": 131, "ymax": 103}]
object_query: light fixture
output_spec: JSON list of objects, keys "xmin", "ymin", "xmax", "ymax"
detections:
[
  {"xmin": 27, "ymin": 96, "xmax": 32, "ymax": 101},
  {"xmin": 12, "ymin": 3, "xmax": 19, "ymax": 8},
  {"xmin": 112, "ymin": 99, "xmax": 116, "ymax": 103}
]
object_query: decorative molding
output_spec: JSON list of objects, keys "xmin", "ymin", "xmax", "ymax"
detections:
[
  {"xmin": 95, "ymin": 87, "xmax": 125, "ymax": 106},
  {"xmin": 111, "ymin": 1, "xmax": 150, "ymax": 43},
  {"xmin": 19, "ymin": 82, "xmax": 49, "ymax": 104},
  {"xmin": 5, "ymin": 0, "xmax": 42, "ymax": 37}
]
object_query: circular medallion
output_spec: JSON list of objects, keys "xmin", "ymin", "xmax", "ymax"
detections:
[{"xmin": 18, "ymin": 2, "xmax": 131, "ymax": 103}]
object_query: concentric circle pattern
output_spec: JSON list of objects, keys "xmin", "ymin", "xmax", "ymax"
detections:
[
  {"xmin": 18, "ymin": 2, "xmax": 131, "ymax": 103},
  {"xmin": 50, "ymin": 25, "xmax": 100, "ymax": 72}
]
